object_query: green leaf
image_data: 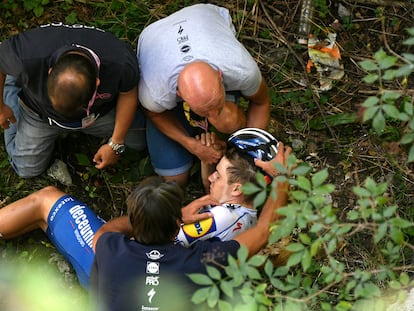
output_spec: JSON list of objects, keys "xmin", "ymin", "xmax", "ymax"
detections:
[
  {"xmin": 311, "ymin": 169, "xmax": 328, "ymax": 187},
  {"xmin": 296, "ymin": 176, "xmax": 312, "ymax": 192},
  {"xmin": 408, "ymin": 144, "xmax": 414, "ymax": 163},
  {"xmin": 313, "ymin": 184, "xmax": 335, "ymax": 195},
  {"xmin": 396, "ymin": 64, "xmax": 414, "ymax": 77},
  {"xmin": 299, "ymin": 233, "xmax": 312, "ymax": 245},
  {"xmin": 218, "ymin": 300, "xmax": 233, "ymax": 311},
  {"xmin": 242, "ymin": 182, "xmax": 262, "ymax": 195},
  {"xmin": 335, "ymin": 300, "xmax": 353, "ymax": 311},
  {"xmin": 403, "ymin": 37, "xmax": 414, "ymax": 45},
  {"xmin": 291, "ymin": 164, "xmax": 312, "ymax": 176},
  {"xmin": 403, "ymin": 101, "xmax": 413, "ymax": 115},
  {"xmin": 374, "ymin": 49, "xmax": 387, "ymax": 61},
  {"xmin": 264, "ymin": 260, "xmax": 274, "ymax": 277},
  {"xmin": 220, "ymin": 280, "xmax": 234, "ymax": 298},
  {"xmin": 363, "ymin": 106, "xmax": 379, "ymax": 122},
  {"xmin": 359, "ymin": 59, "xmax": 378, "ymax": 71},
  {"xmin": 248, "ymin": 255, "xmax": 268, "ymax": 267},
  {"xmin": 383, "ymin": 205, "xmax": 397, "ymax": 218},
  {"xmin": 75, "ymin": 153, "xmax": 91, "ymax": 166},
  {"xmin": 374, "ymin": 222, "xmax": 388, "ymax": 243},
  {"xmin": 253, "ymin": 189, "xmax": 267, "ymax": 208},
  {"xmin": 301, "ymin": 249, "xmax": 312, "ymax": 271},
  {"xmin": 390, "ymin": 227, "xmax": 404, "ymax": 244},
  {"xmin": 191, "ymin": 287, "xmax": 210, "ymax": 304},
  {"xmin": 285, "ymin": 243, "xmax": 305, "ymax": 252},
  {"xmin": 363, "ymin": 73, "xmax": 379, "ymax": 84},
  {"xmin": 390, "ymin": 217, "xmax": 413, "ymax": 228},
  {"xmin": 336, "ymin": 224, "xmax": 352, "ymax": 235},
  {"xmin": 247, "ymin": 266, "xmax": 262, "ymax": 280},
  {"xmin": 206, "ymin": 265, "xmax": 222, "ymax": 280},
  {"xmin": 381, "ymin": 91, "xmax": 401, "ymax": 101},
  {"xmin": 362, "ymin": 96, "xmax": 380, "ymax": 108},
  {"xmin": 382, "ymin": 104, "xmax": 400, "ymax": 119},
  {"xmin": 207, "ymin": 284, "xmax": 220, "ymax": 308},
  {"xmin": 310, "ymin": 239, "xmax": 322, "ymax": 256},
  {"xmin": 353, "ymin": 186, "xmax": 371, "ymax": 197},
  {"xmin": 237, "ymin": 245, "xmax": 249, "ymax": 263},
  {"xmin": 372, "ymin": 111, "xmax": 386, "ymax": 134},
  {"xmin": 286, "ymin": 250, "xmax": 303, "ymax": 267},
  {"xmin": 378, "ymin": 55, "xmax": 398, "ymax": 69},
  {"xmin": 402, "ymin": 53, "xmax": 414, "ymax": 62},
  {"xmin": 400, "ymin": 132, "xmax": 414, "ymax": 144},
  {"xmin": 188, "ymin": 273, "xmax": 213, "ymax": 285},
  {"xmin": 291, "ymin": 190, "xmax": 308, "ymax": 201},
  {"xmin": 274, "ymin": 266, "xmax": 289, "ymax": 276},
  {"xmin": 382, "ymin": 69, "xmax": 398, "ymax": 80}
]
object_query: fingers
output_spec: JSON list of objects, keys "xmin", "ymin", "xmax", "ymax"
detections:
[
  {"xmin": 191, "ymin": 211, "xmax": 213, "ymax": 223},
  {"xmin": 254, "ymin": 142, "xmax": 292, "ymax": 177}
]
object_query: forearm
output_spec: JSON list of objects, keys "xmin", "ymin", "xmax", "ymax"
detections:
[
  {"xmin": 147, "ymin": 109, "xmax": 196, "ymax": 151},
  {"xmin": 245, "ymin": 78, "xmax": 271, "ymax": 129},
  {"xmin": 0, "ymin": 72, "xmax": 5, "ymax": 107},
  {"xmin": 92, "ymin": 216, "xmax": 132, "ymax": 251},
  {"xmin": 234, "ymin": 181, "xmax": 288, "ymax": 257},
  {"xmin": 112, "ymin": 88, "xmax": 138, "ymax": 143}
]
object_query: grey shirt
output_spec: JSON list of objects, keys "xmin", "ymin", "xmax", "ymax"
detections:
[{"xmin": 137, "ymin": 3, "xmax": 262, "ymax": 113}]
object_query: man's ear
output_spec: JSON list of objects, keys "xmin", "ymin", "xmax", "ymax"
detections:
[
  {"xmin": 48, "ymin": 67, "xmax": 53, "ymax": 75},
  {"xmin": 231, "ymin": 183, "xmax": 243, "ymax": 196}
]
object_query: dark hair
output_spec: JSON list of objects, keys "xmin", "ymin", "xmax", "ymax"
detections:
[
  {"xmin": 47, "ymin": 53, "xmax": 96, "ymax": 117},
  {"xmin": 225, "ymin": 147, "xmax": 260, "ymax": 204},
  {"xmin": 127, "ymin": 176, "xmax": 184, "ymax": 245}
]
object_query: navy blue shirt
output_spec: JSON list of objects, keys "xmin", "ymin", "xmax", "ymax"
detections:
[
  {"xmin": 90, "ymin": 232, "xmax": 240, "ymax": 311},
  {"xmin": 0, "ymin": 23, "xmax": 139, "ymax": 123}
]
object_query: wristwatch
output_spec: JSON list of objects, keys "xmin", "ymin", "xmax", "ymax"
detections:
[{"xmin": 108, "ymin": 137, "xmax": 126, "ymax": 155}]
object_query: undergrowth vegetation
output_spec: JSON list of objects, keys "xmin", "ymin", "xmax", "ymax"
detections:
[{"xmin": 0, "ymin": 1, "xmax": 413, "ymax": 310}]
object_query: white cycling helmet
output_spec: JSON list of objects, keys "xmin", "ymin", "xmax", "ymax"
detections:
[{"xmin": 227, "ymin": 128, "xmax": 279, "ymax": 162}]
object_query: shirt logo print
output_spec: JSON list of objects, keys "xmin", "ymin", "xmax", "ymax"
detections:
[
  {"xmin": 146, "ymin": 262, "xmax": 160, "ymax": 274},
  {"xmin": 147, "ymin": 288, "xmax": 156, "ymax": 303},
  {"xmin": 146, "ymin": 250, "xmax": 164, "ymax": 260}
]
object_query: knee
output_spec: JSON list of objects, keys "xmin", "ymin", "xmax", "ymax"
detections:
[
  {"xmin": 30, "ymin": 186, "xmax": 61, "ymax": 202},
  {"xmin": 10, "ymin": 161, "xmax": 48, "ymax": 178}
]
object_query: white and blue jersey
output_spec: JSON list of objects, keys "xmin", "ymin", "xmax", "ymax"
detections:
[{"xmin": 175, "ymin": 203, "xmax": 257, "ymax": 247}]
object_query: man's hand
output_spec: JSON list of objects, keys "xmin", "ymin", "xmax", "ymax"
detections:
[
  {"xmin": 181, "ymin": 195, "xmax": 218, "ymax": 224},
  {"xmin": 0, "ymin": 104, "xmax": 16, "ymax": 129},
  {"xmin": 194, "ymin": 132, "xmax": 226, "ymax": 164},
  {"xmin": 254, "ymin": 142, "xmax": 292, "ymax": 177},
  {"xmin": 93, "ymin": 144, "xmax": 120, "ymax": 169}
]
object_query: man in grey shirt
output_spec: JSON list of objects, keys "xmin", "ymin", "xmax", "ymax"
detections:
[{"xmin": 138, "ymin": 3, "xmax": 271, "ymax": 186}]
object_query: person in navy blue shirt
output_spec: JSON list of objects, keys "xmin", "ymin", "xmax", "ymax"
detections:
[
  {"xmin": 0, "ymin": 23, "xmax": 146, "ymax": 178},
  {"xmin": 0, "ymin": 142, "xmax": 291, "ymax": 310}
]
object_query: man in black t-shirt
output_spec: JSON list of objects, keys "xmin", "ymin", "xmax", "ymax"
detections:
[{"xmin": 0, "ymin": 23, "xmax": 146, "ymax": 178}]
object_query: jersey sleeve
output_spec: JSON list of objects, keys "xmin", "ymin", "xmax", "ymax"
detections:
[
  {"xmin": 175, "ymin": 205, "xmax": 249, "ymax": 247},
  {"xmin": 0, "ymin": 37, "xmax": 25, "ymax": 77},
  {"xmin": 118, "ymin": 44, "xmax": 140, "ymax": 93}
]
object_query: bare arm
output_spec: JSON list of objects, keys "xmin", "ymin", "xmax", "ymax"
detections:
[
  {"xmin": 234, "ymin": 142, "xmax": 291, "ymax": 257},
  {"xmin": 92, "ymin": 216, "xmax": 132, "ymax": 252},
  {"xmin": 244, "ymin": 77, "xmax": 271, "ymax": 129},
  {"xmin": 146, "ymin": 109, "xmax": 222, "ymax": 165},
  {"xmin": 93, "ymin": 86, "xmax": 139, "ymax": 168},
  {"xmin": 0, "ymin": 72, "xmax": 16, "ymax": 129}
]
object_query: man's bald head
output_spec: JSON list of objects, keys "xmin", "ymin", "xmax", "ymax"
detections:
[{"xmin": 177, "ymin": 61, "xmax": 224, "ymax": 117}]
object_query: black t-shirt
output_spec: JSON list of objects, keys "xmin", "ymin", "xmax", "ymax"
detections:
[
  {"xmin": 90, "ymin": 232, "xmax": 240, "ymax": 311},
  {"xmin": 0, "ymin": 23, "xmax": 139, "ymax": 123}
]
